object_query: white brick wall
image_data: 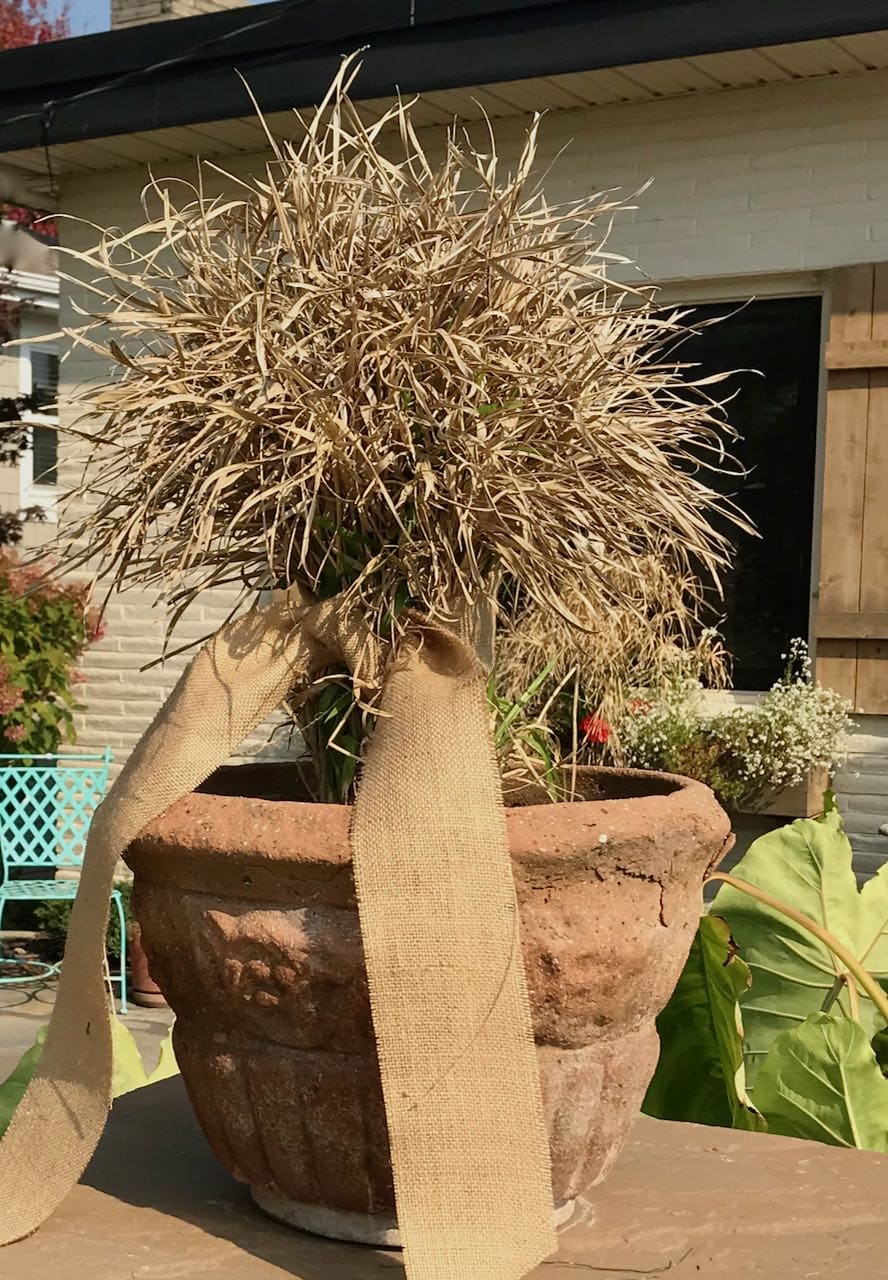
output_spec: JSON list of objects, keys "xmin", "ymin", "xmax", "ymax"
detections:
[
  {"xmin": 56, "ymin": 64, "xmax": 888, "ymax": 866},
  {"xmin": 59, "ymin": 65, "xmax": 888, "ymax": 289},
  {"xmin": 437, "ymin": 67, "xmax": 888, "ymax": 283},
  {"xmin": 110, "ymin": 0, "xmax": 246, "ymax": 30}
]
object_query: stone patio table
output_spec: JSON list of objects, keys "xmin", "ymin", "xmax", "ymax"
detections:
[{"xmin": 2, "ymin": 1075, "xmax": 886, "ymax": 1278}]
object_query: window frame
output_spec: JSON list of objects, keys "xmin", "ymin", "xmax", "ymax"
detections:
[
  {"xmin": 18, "ymin": 341, "xmax": 59, "ymax": 522},
  {"xmin": 656, "ymin": 273, "xmax": 828, "ymax": 695}
]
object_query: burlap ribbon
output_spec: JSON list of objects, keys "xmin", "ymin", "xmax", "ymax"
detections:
[{"xmin": 0, "ymin": 585, "xmax": 555, "ymax": 1279}]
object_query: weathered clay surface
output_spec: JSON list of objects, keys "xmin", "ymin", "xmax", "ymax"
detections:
[{"xmin": 126, "ymin": 766, "xmax": 731, "ymax": 1224}]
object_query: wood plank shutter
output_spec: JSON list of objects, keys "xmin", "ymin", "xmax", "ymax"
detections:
[{"xmin": 815, "ymin": 264, "xmax": 888, "ymax": 710}]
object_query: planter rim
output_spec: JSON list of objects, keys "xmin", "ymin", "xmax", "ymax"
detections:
[{"xmin": 125, "ymin": 764, "xmax": 732, "ymax": 891}]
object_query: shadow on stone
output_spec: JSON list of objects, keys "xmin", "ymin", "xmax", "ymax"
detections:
[{"xmin": 82, "ymin": 1075, "xmax": 406, "ymax": 1278}]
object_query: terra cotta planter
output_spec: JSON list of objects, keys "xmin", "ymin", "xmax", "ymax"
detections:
[
  {"xmin": 125, "ymin": 763, "xmax": 731, "ymax": 1246},
  {"xmin": 127, "ymin": 921, "xmax": 168, "ymax": 1009}
]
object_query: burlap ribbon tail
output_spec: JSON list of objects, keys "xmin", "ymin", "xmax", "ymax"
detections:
[{"xmin": 0, "ymin": 585, "xmax": 555, "ymax": 1280}]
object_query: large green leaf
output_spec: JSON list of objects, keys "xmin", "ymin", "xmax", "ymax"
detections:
[
  {"xmin": 0, "ymin": 1027, "xmax": 46, "ymax": 1139},
  {"xmin": 111, "ymin": 1020, "xmax": 178, "ymax": 1097},
  {"xmin": 0, "ymin": 1019, "xmax": 177, "ymax": 1135},
  {"xmin": 643, "ymin": 915, "xmax": 766, "ymax": 1131},
  {"xmin": 874, "ymin": 1025, "xmax": 888, "ymax": 1077},
  {"xmin": 755, "ymin": 1011, "xmax": 888, "ymax": 1150},
  {"xmin": 711, "ymin": 811, "xmax": 888, "ymax": 1088}
]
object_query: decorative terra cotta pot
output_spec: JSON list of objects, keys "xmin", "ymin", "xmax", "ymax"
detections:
[{"xmin": 125, "ymin": 763, "xmax": 732, "ymax": 1246}]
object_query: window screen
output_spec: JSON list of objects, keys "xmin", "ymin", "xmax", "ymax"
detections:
[
  {"xmin": 30, "ymin": 349, "xmax": 58, "ymax": 410},
  {"xmin": 28, "ymin": 348, "xmax": 59, "ymax": 487},
  {"xmin": 31, "ymin": 425, "xmax": 57, "ymax": 487}
]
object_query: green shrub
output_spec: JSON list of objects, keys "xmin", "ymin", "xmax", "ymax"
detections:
[
  {"xmin": 0, "ymin": 550, "xmax": 102, "ymax": 754},
  {"xmin": 34, "ymin": 881, "xmax": 132, "ymax": 961}
]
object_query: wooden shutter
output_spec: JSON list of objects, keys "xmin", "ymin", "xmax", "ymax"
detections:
[{"xmin": 815, "ymin": 264, "xmax": 888, "ymax": 711}]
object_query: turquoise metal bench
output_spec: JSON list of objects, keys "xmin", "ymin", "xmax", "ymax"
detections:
[{"xmin": 0, "ymin": 749, "xmax": 126, "ymax": 1011}]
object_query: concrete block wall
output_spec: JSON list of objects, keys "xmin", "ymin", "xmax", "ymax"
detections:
[{"xmin": 56, "ymin": 64, "xmax": 888, "ymax": 865}]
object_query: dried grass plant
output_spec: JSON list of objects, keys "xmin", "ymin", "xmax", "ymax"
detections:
[{"xmin": 51, "ymin": 58, "xmax": 742, "ymax": 799}]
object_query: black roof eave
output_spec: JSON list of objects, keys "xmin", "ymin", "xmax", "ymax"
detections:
[{"xmin": 2, "ymin": 0, "xmax": 888, "ymax": 155}]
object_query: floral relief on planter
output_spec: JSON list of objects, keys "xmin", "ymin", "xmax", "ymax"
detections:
[{"xmin": 125, "ymin": 763, "xmax": 732, "ymax": 1244}]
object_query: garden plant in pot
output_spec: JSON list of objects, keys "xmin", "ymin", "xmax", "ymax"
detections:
[{"xmin": 0, "ymin": 64, "xmax": 741, "ymax": 1280}]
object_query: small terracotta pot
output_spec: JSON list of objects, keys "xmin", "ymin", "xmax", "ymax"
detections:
[
  {"xmin": 126, "ymin": 764, "xmax": 731, "ymax": 1245},
  {"xmin": 127, "ymin": 921, "xmax": 168, "ymax": 1009},
  {"xmin": 734, "ymin": 766, "xmax": 831, "ymax": 819}
]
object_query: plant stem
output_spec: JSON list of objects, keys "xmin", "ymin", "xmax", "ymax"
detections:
[
  {"xmin": 845, "ymin": 971, "xmax": 862, "ymax": 1023},
  {"xmin": 707, "ymin": 871, "xmax": 888, "ymax": 1027},
  {"xmin": 821, "ymin": 973, "xmax": 844, "ymax": 1015}
]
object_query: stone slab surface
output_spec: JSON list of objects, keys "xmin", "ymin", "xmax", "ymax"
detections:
[{"xmin": 0, "ymin": 1075, "xmax": 886, "ymax": 1279}]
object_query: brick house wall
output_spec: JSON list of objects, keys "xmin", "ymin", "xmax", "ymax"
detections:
[{"xmin": 58, "ymin": 64, "xmax": 888, "ymax": 863}]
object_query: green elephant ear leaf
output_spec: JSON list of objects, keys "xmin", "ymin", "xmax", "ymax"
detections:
[
  {"xmin": 146, "ymin": 1027, "xmax": 178, "ymax": 1085},
  {"xmin": 111, "ymin": 1018, "xmax": 150, "ymax": 1097},
  {"xmin": 755, "ymin": 1011, "xmax": 888, "ymax": 1151},
  {"xmin": 643, "ymin": 914, "xmax": 766, "ymax": 1131},
  {"xmin": 874, "ymin": 1025, "xmax": 888, "ymax": 1077},
  {"xmin": 0, "ymin": 1026, "xmax": 47, "ymax": 1139},
  {"xmin": 711, "ymin": 810, "xmax": 888, "ymax": 1088},
  {"xmin": 0, "ymin": 1018, "xmax": 179, "ymax": 1137},
  {"xmin": 111, "ymin": 1019, "xmax": 179, "ymax": 1097}
]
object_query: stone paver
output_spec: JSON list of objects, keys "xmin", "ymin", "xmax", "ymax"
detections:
[{"xmin": 0, "ymin": 1074, "xmax": 886, "ymax": 1278}]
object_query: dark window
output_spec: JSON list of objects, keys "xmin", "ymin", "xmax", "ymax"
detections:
[
  {"xmin": 29, "ymin": 349, "xmax": 58, "ymax": 487},
  {"xmin": 30, "ymin": 349, "xmax": 58, "ymax": 410},
  {"xmin": 31, "ymin": 425, "xmax": 57, "ymax": 487},
  {"xmin": 671, "ymin": 296, "xmax": 822, "ymax": 690}
]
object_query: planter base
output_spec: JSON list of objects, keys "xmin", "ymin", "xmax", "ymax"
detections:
[
  {"xmin": 130, "ymin": 988, "xmax": 169, "ymax": 1009},
  {"xmin": 251, "ymin": 1185, "xmax": 577, "ymax": 1247}
]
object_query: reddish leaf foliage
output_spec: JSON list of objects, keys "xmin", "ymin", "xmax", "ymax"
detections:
[
  {"xmin": 0, "ymin": 203, "xmax": 57, "ymax": 241},
  {"xmin": 0, "ymin": 0, "xmax": 69, "ymax": 48},
  {"xmin": 0, "ymin": 1, "xmax": 66, "ymax": 239}
]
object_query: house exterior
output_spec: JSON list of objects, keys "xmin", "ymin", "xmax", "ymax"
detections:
[
  {"xmin": 0, "ymin": 263, "xmax": 58, "ymax": 550},
  {"xmin": 0, "ymin": 0, "xmax": 887, "ymax": 869}
]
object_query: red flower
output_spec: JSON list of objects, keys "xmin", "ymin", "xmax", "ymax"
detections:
[
  {"xmin": 580, "ymin": 713, "xmax": 610, "ymax": 745},
  {"xmin": 629, "ymin": 698, "xmax": 652, "ymax": 716},
  {"xmin": 4, "ymin": 724, "xmax": 26, "ymax": 743}
]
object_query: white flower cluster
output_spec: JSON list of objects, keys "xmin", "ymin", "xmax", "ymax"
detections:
[
  {"xmin": 618, "ymin": 640, "xmax": 854, "ymax": 806},
  {"xmin": 711, "ymin": 639, "xmax": 853, "ymax": 797},
  {"xmin": 618, "ymin": 678, "xmax": 705, "ymax": 772}
]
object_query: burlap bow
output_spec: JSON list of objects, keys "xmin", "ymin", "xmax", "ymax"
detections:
[{"xmin": 0, "ymin": 585, "xmax": 555, "ymax": 1280}]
